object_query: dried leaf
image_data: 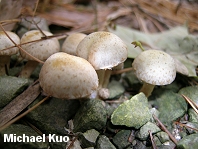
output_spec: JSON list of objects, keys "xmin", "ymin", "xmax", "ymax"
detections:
[{"xmin": 0, "ymin": 83, "xmax": 40, "ymax": 127}]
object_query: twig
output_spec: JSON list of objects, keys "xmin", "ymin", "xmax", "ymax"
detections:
[
  {"xmin": 174, "ymin": 121, "xmax": 198, "ymax": 132},
  {"xmin": 148, "ymin": 130, "xmax": 157, "ymax": 149},
  {"xmin": 112, "ymin": 67, "xmax": 133, "ymax": 75},
  {"xmin": 0, "ymin": 33, "xmax": 68, "ymax": 52},
  {"xmin": 181, "ymin": 94, "xmax": 198, "ymax": 114},
  {"xmin": 153, "ymin": 114, "xmax": 178, "ymax": 145}
]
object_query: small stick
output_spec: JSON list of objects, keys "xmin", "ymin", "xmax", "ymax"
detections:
[
  {"xmin": 112, "ymin": 67, "xmax": 133, "ymax": 75},
  {"xmin": 181, "ymin": 94, "xmax": 198, "ymax": 114},
  {"xmin": 0, "ymin": 33, "xmax": 68, "ymax": 52},
  {"xmin": 175, "ymin": 121, "xmax": 198, "ymax": 132},
  {"xmin": 153, "ymin": 114, "xmax": 178, "ymax": 145},
  {"xmin": 148, "ymin": 130, "xmax": 157, "ymax": 149}
]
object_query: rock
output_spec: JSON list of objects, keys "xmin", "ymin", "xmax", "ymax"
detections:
[
  {"xmin": 136, "ymin": 122, "xmax": 161, "ymax": 140},
  {"xmin": 150, "ymin": 108, "xmax": 160, "ymax": 122},
  {"xmin": 177, "ymin": 133, "xmax": 198, "ymax": 149},
  {"xmin": 155, "ymin": 90, "xmax": 187, "ymax": 126},
  {"xmin": 178, "ymin": 86, "xmax": 198, "ymax": 105},
  {"xmin": 79, "ymin": 129, "xmax": 100, "ymax": 148},
  {"xmin": 73, "ymin": 98, "xmax": 107, "ymax": 133},
  {"xmin": 0, "ymin": 124, "xmax": 48, "ymax": 149},
  {"xmin": 66, "ymin": 139, "xmax": 82, "ymax": 149},
  {"xmin": 26, "ymin": 96, "xmax": 80, "ymax": 135},
  {"xmin": 108, "ymin": 80, "xmax": 125, "ymax": 99},
  {"xmin": 112, "ymin": 129, "xmax": 132, "ymax": 149},
  {"xmin": 156, "ymin": 131, "xmax": 170, "ymax": 144},
  {"xmin": 185, "ymin": 122, "xmax": 198, "ymax": 134},
  {"xmin": 111, "ymin": 93, "xmax": 151, "ymax": 129},
  {"xmin": 0, "ymin": 76, "xmax": 29, "ymax": 108},
  {"xmin": 188, "ymin": 108, "xmax": 198, "ymax": 123},
  {"xmin": 124, "ymin": 71, "xmax": 141, "ymax": 88},
  {"xmin": 96, "ymin": 135, "xmax": 116, "ymax": 149}
]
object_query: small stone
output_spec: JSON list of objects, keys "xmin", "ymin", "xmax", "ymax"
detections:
[
  {"xmin": 185, "ymin": 122, "xmax": 198, "ymax": 134},
  {"xmin": 79, "ymin": 129, "xmax": 100, "ymax": 148},
  {"xmin": 155, "ymin": 90, "xmax": 187, "ymax": 126},
  {"xmin": 177, "ymin": 133, "xmax": 198, "ymax": 149},
  {"xmin": 188, "ymin": 108, "xmax": 198, "ymax": 123},
  {"xmin": 136, "ymin": 122, "xmax": 161, "ymax": 140},
  {"xmin": 178, "ymin": 86, "xmax": 198, "ymax": 105},
  {"xmin": 156, "ymin": 131, "xmax": 170, "ymax": 144},
  {"xmin": 26, "ymin": 96, "xmax": 80, "ymax": 135},
  {"xmin": 111, "ymin": 93, "xmax": 151, "ymax": 129},
  {"xmin": 66, "ymin": 139, "xmax": 82, "ymax": 149},
  {"xmin": 73, "ymin": 98, "xmax": 107, "ymax": 133},
  {"xmin": 108, "ymin": 80, "xmax": 125, "ymax": 99},
  {"xmin": 0, "ymin": 76, "xmax": 29, "ymax": 108},
  {"xmin": 96, "ymin": 135, "xmax": 116, "ymax": 149},
  {"xmin": 112, "ymin": 130, "xmax": 132, "ymax": 149}
]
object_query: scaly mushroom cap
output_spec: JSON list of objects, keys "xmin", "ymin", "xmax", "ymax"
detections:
[
  {"xmin": 76, "ymin": 31, "xmax": 127, "ymax": 70},
  {"xmin": 132, "ymin": 50, "xmax": 176, "ymax": 85},
  {"xmin": 20, "ymin": 30, "xmax": 60, "ymax": 61},
  {"xmin": 62, "ymin": 33, "xmax": 86, "ymax": 55},
  {"xmin": 0, "ymin": 31, "xmax": 20, "ymax": 55},
  {"xmin": 39, "ymin": 52, "xmax": 98, "ymax": 99}
]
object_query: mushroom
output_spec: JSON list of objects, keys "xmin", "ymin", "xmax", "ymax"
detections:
[
  {"xmin": 19, "ymin": 30, "xmax": 60, "ymax": 78},
  {"xmin": 39, "ymin": 52, "xmax": 98, "ymax": 99},
  {"xmin": 0, "ymin": 31, "xmax": 20, "ymax": 75},
  {"xmin": 76, "ymin": 31, "xmax": 127, "ymax": 98},
  {"xmin": 132, "ymin": 49, "xmax": 176, "ymax": 97},
  {"xmin": 61, "ymin": 33, "xmax": 86, "ymax": 56}
]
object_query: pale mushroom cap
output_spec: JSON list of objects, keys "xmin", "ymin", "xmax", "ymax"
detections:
[
  {"xmin": 62, "ymin": 33, "xmax": 86, "ymax": 55},
  {"xmin": 39, "ymin": 52, "xmax": 98, "ymax": 99},
  {"xmin": 20, "ymin": 30, "xmax": 60, "ymax": 61},
  {"xmin": 76, "ymin": 31, "xmax": 128, "ymax": 70},
  {"xmin": 0, "ymin": 31, "xmax": 20, "ymax": 55},
  {"xmin": 132, "ymin": 50, "xmax": 176, "ymax": 85}
]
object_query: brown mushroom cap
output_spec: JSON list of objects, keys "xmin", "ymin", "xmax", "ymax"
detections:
[
  {"xmin": 39, "ymin": 52, "xmax": 98, "ymax": 99},
  {"xmin": 62, "ymin": 33, "xmax": 86, "ymax": 55},
  {"xmin": 132, "ymin": 50, "xmax": 176, "ymax": 85},
  {"xmin": 0, "ymin": 31, "xmax": 20, "ymax": 55},
  {"xmin": 20, "ymin": 30, "xmax": 60, "ymax": 61},
  {"xmin": 76, "ymin": 31, "xmax": 128, "ymax": 70}
]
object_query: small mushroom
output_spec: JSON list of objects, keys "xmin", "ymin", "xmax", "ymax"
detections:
[
  {"xmin": 132, "ymin": 49, "xmax": 176, "ymax": 97},
  {"xmin": 39, "ymin": 52, "xmax": 98, "ymax": 99},
  {"xmin": 76, "ymin": 31, "xmax": 127, "ymax": 98},
  {"xmin": 0, "ymin": 31, "xmax": 20, "ymax": 75},
  {"xmin": 19, "ymin": 30, "xmax": 60, "ymax": 78},
  {"xmin": 61, "ymin": 33, "xmax": 86, "ymax": 56}
]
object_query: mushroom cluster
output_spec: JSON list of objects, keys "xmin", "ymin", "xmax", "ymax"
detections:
[{"xmin": 132, "ymin": 49, "xmax": 176, "ymax": 97}]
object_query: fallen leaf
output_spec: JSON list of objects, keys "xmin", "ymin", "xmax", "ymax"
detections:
[
  {"xmin": 108, "ymin": 25, "xmax": 198, "ymax": 76},
  {"xmin": 0, "ymin": 83, "xmax": 40, "ymax": 127}
]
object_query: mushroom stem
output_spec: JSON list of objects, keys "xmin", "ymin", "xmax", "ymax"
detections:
[
  {"xmin": 96, "ymin": 69, "xmax": 105, "ymax": 89},
  {"xmin": 19, "ymin": 60, "xmax": 39, "ymax": 78},
  {"xmin": 102, "ymin": 69, "xmax": 112, "ymax": 88},
  {"xmin": 0, "ymin": 55, "xmax": 10, "ymax": 75},
  {"xmin": 96, "ymin": 69, "xmax": 112, "ymax": 89},
  {"xmin": 139, "ymin": 82, "xmax": 155, "ymax": 97}
]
